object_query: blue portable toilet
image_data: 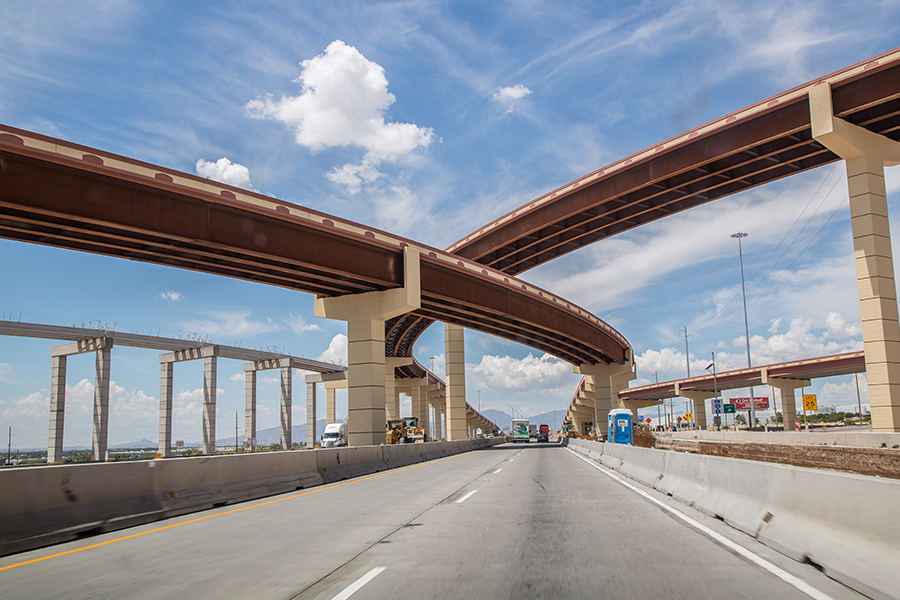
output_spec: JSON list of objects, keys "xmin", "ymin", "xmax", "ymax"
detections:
[{"xmin": 608, "ymin": 409, "xmax": 633, "ymax": 445}]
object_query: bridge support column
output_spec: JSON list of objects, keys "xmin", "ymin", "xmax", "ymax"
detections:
[
  {"xmin": 811, "ymin": 83, "xmax": 900, "ymax": 432},
  {"xmin": 244, "ymin": 368, "xmax": 257, "ymax": 450},
  {"xmin": 279, "ymin": 359, "xmax": 292, "ymax": 450},
  {"xmin": 315, "ymin": 248, "xmax": 420, "ymax": 446},
  {"xmin": 305, "ymin": 371, "xmax": 347, "ymax": 448},
  {"xmin": 49, "ymin": 337, "xmax": 113, "ymax": 462},
  {"xmin": 385, "ymin": 358, "xmax": 412, "ymax": 421},
  {"xmin": 575, "ymin": 362, "xmax": 634, "ymax": 440},
  {"xmin": 762, "ymin": 370, "xmax": 810, "ymax": 432},
  {"xmin": 91, "ymin": 344, "xmax": 111, "ymax": 462},
  {"xmin": 48, "ymin": 355, "xmax": 66, "ymax": 463},
  {"xmin": 202, "ymin": 350, "xmax": 218, "ymax": 455},
  {"xmin": 444, "ymin": 323, "xmax": 468, "ymax": 441},
  {"xmin": 159, "ymin": 362, "xmax": 174, "ymax": 457},
  {"xmin": 306, "ymin": 377, "xmax": 316, "ymax": 449},
  {"xmin": 674, "ymin": 383, "xmax": 716, "ymax": 430}
]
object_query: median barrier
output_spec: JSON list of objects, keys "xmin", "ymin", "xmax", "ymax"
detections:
[
  {"xmin": 316, "ymin": 445, "xmax": 387, "ymax": 484},
  {"xmin": 382, "ymin": 442, "xmax": 427, "ymax": 468},
  {"xmin": 569, "ymin": 438, "xmax": 900, "ymax": 600},
  {"xmin": 154, "ymin": 451, "xmax": 323, "ymax": 514},
  {"xmin": 0, "ymin": 438, "xmax": 502, "ymax": 557},
  {"xmin": 0, "ymin": 460, "xmax": 162, "ymax": 555}
]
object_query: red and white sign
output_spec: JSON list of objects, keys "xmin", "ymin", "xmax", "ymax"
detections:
[{"xmin": 731, "ymin": 397, "xmax": 770, "ymax": 410}]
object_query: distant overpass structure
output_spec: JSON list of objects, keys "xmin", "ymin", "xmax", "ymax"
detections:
[
  {"xmin": 0, "ymin": 321, "xmax": 500, "ymax": 460},
  {"xmin": 564, "ymin": 352, "xmax": 867, "ymax": 436}
]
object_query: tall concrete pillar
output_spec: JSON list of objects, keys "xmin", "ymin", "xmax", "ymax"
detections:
[
  {"xmin": 762, "ymin": 370, "xmax": 810, "ymax": 432},
  {"xmin": 444, "ymin": 324, "xmax": 468, "ymax": 441},
  {"xmin": 327, "ymin": 387, "xmax": 336, "ymax": 423},
  {"xmin": 385, "ymin": 368, "xmax": 399, "ymax": 420},
  {"xmin": 315, "ymin": 247, "xmax": 420, "ymax": 446},
  {"xmin": 202, "ymin": 351, "xmax": 218, "ymax": 455},
  {"xmin": 307, "ymin": 378, "xmax": 316, "ymax": 449},
  {"xmin": 280, "ymin": 360, "xmax": 292, "ymax": 450},
  {"xmin": 244, "ymin": 368, "xmax": 257, "ymax": 450},
  {"xmin": 91, "ymin": 346, "xmax": 112, "ymax": 462},
  {"xmin": 47, "ymin": 355, "xmax": 67, "ymax": 463},
  {"xmin": 159, "ymin": 361, "xmax": 174, "ymax": 457},
  {"xmin": 811, "ymin": 82, "xmax": 900, "ymax": 432}
]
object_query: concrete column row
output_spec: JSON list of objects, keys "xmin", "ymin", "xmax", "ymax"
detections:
[{"xmin": 47, "ymin": 337, "xmax": 114, "ymax": 463}]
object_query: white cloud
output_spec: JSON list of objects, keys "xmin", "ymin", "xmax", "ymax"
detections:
[
  {"xmin": 196, "ymin": 157, "xmax": 254, "ymax": 190},
  {"xmin": 317, "ymin": 334, "xmax": 348, "ymax": 366},
  {"xmin": 492, "ymin": 84, "xmax": 533, "ymax": 115},
  {"xmin": 157, "ymin": 291, "xmax": 182, "ymax": 301},
  {"xmin": 246, "ymin": 40, "xmax": 433, "ymax": 192},
  {"xmin": 470, "ymin": 353, "xmax": 571, "ymax": 394},
  {"xmin": 284, "ymin": 313, "xmax": 323, "ymax": 335},
  {"xmin": 493, "ymin": 83, "xmax": 532, "ymax": 111},
  {"xmin": 633, "ymin": 312, "xmax": 863, "ymax": 385},
  {"xmin": 229, "ymin": 373, "xmax": 245, "ymax": 382}
]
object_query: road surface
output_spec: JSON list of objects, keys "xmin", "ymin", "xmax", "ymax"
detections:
[{"xmin": 0, "ymin": 442, "xmax": 865, "ymax": 599}]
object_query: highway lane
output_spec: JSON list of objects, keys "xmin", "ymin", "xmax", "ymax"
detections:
[{"xmin": 0, "ymin": 443, "xmax": 866, "ymax": 599}]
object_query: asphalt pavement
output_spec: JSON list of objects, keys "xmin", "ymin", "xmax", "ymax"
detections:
[{"xmin": 0, "ymin": 442, "xmax": 867, "ymax": 599}]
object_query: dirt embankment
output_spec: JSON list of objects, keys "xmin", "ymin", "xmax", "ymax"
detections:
[{"xmin": 651, "ymin": 435, "xmax": 900, "ymax": 479}]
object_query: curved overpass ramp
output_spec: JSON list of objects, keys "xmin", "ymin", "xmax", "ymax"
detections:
[{"xmin": 0, "ymin": 125, "xmax": 627, "ymax": 368}]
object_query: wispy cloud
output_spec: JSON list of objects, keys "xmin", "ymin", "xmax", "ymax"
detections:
[
  {"xmin": 285, "ymin": 313, "xmax": 323, "ymax": 335},
  {"xmin": 157, "ymin": 291, "xmax": 182, "ymax": 301},
  {"xmin": 177, "ymin": 309, "xmax": 283, "ymax": 339}
]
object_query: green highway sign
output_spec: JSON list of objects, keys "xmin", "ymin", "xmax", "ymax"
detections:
[{"xmin": 723, "ymin": 403, "xmax": 736, "ymax": 414}]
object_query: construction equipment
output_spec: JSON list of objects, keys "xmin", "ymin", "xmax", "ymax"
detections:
[
  {"xmin": 402, "ymin": 417, "xmax": 426, "ymax": 443},
  {"xmin": 386, "ymin": 419, "xmax": 404, "ymax": 444},
  {"xmin": 386, "ymin": 417, "xmax": 427, "ymax": 444}
]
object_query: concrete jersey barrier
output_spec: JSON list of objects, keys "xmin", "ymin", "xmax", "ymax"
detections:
[
  {"xmin": 0, "ymin": 437, "xmax": 505, "ymax": 557},
  {"xmin": 565, "ymin": 437, "xmax": 900, "ymax": 600}
]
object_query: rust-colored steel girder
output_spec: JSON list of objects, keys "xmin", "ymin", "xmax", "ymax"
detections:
[
  {"xmin": 447, "ymin": 48, "xmax": 900, "ymax": 274},
  {"xmin": 0, "ymin": 126, "xmax": 629, "ymax": 367}
]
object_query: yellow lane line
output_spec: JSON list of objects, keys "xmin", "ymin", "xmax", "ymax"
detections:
[{"xmin": 0, "ymin": 453, "xmax": 460, "ymax": 573}]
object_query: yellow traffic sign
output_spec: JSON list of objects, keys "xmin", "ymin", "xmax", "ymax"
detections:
[
  {"xmin": 803, "ymin": 394, "xmax": 817, "ymax": 411},
  {"xmin": 676, "ymin": 416, "xmax": 683, "ymax": 422},
  {"xmin": 684, "ymin": 412, "xmax": 692, "ymax": 421}
]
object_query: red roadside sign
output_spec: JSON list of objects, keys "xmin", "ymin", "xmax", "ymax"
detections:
[{"xmin": 731, "ymin": 397, "xmax": 769, "ymax": 410}]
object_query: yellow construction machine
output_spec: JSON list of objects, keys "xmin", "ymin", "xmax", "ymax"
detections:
[
  {"xmin": 386, "ymin": 419, "xmax": 404, "ymax": 444},
  {"xmin": 386, "ymin": 417, "xmax": 427, "ymax": 444}
]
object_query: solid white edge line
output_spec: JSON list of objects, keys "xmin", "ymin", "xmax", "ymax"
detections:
[
  {"xmin": 456, "ymin": 490, "xmax": 478, "ymax": 503},
  {"xmin": 331, "ymin": 566, "xmax": 386, "ymax": 600},
  {"xmin": 564, "ymin": 448, "xmax": 834, "ymax": 600}
]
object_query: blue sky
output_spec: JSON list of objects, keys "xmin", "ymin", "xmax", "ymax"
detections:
[{"xmin": 2, "ymin": 1, "xmax": 900, "ymax": 447}]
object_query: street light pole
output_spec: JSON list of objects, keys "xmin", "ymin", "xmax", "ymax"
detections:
[
  {"xmin": 478, "ymin": 390, "xmax": 481, "ymax": 413},
  {"xmin": 429, "ymin": 355, "xmax": 438, "ymax": 374},
  {"xmin": 732, "ymin": 232, "xmax": 757, "ymax": 428}
]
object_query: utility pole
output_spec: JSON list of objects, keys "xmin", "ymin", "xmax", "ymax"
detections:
[
  {"xmin": 6, "ymin": 426, "xmax": 10, "ymax": 466},
  {"xmin": 732, "ymin": 232, "xmax": 757, "ymax": 428}
]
